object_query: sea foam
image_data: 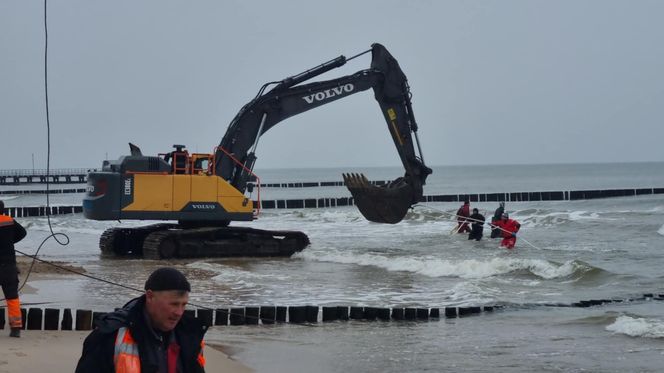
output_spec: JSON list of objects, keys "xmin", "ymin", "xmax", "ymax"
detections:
[
  {"xmin": 298, "ymin": 250, "xmax": 592, "ymax": 280},
  {"xmin": 606, "ymin": 315, "xmax": 664, "ymax": 339}
]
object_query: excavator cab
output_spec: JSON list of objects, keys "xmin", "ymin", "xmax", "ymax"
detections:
[
  {"xmin": 161, "ymin": 145, "xmax": 215, "ymax": 176},
  {"xmin": 191, "ymin": 154, "xmax": 213, "ymax": 175}
]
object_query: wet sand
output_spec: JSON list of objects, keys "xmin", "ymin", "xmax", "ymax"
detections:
[
  {"xmin": 13, "ymin": 255, "xmax": 86, "ymax": 297},
  {"xmin": 16, "ymin": 255, "xmax": 86, "ymax": 277}
]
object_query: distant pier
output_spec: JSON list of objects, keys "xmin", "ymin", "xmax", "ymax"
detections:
[
  {"xmin": 3, "ymin": 206, "xmax": 83, "ymax": 218},
  {"xmin": 0, "ymin": 169, "xmax": 93, "ymax": 185}
]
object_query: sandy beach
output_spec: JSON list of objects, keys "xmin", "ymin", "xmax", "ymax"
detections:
[
  {"xmin": 2, "ymin": 256, "xmax": 253, "ymax": 373},
  {"xmin": 0, "ymin": 331, "xmax": 252, "ymax": 373}
]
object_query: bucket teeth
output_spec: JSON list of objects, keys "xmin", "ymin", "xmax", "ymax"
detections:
[{"xmin": 343, "ymin": 173, "xmax": 370, "ymax": 189}]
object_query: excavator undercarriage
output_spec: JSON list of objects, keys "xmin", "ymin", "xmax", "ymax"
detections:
[{"xmin": 100, "ymin": 224, "xmax": 309, "ymax": 259}]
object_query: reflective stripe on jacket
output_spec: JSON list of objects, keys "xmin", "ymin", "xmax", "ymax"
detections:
[
  {"xmin": 113, "ymin": 326, "xmax": 206, "ymax": 373},
  {"xmin": 197, "ymin": 340, "xmax": 206, "ymax": 367},
  {"xmin": 114, "ymin": 327, "xmax": 141, "ymax": 373},
  {"xmin": 0, "ymin": 215, "xmax": 13, "ymax": 227}
]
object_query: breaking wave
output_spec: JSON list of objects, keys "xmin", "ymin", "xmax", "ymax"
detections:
[
  {"xmin": 606, "ymin": 315, "xmax": 664, "ymax": 339},
  {"xmin": 517, "ymin": 210, "xmax": 602, "ymax": 228},
  {"xmin": 658, "ymin": 224, "xmax": 664, "ymax": 236},
  {"xmin": 297, "ymin": 250, "xmax": 603, "ymax": 280}
]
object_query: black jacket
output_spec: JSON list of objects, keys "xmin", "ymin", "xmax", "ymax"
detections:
[
  {"xmin": 492, "ymin": 206, "xmax": 504, "ymax": 222},
  {"xmin": 75, "ymin": 295, "xmax": 207, "ymax": 373},
  {"xmin": 469, "ymin": 213, "xmax": 485, "ymax": 228},
  {"xmin": 0, "ymin": 214, "xmax": 26, "ymax": 266}
]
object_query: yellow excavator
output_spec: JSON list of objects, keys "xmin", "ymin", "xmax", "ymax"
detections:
[{"xmin": 82, "ymin": 43, "xmax": 431, "ymax": 259}]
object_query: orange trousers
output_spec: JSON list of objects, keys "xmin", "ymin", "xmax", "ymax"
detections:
[{"xmin": 6, "ymin": 298, "xmax": 22, "ymax": 329}]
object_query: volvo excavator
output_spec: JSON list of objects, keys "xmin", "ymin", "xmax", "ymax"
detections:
[{"xmin": 83, "ymin": 43, "xmax": 432, "ymax": 259}]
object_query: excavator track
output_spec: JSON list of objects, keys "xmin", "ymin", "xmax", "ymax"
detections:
[
  {"xmin": 101, "ymin": 224, "xmax": 309, "ymax": 259},
  {"xmin": 99, "ymin": 224, "xmax": 177, "ymax": 257}
]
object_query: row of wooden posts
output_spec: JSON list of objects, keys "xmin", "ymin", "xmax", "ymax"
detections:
[
  {"xmin": 1, "ymin": 305, "xmax": 497, "ymax": 331},
  {"xmin": 3, "ymin": 186, "xmax": 664, "ymax": 200},
  {"xmin": 2, "ymin": 294, "xmax": 661, "ymax": 330},
  {"xmin": 4, "ymin": 187, "xmax": 664, "ymax": 218}
]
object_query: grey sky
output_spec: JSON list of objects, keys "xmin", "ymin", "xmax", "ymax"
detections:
[{"xmin": 1, "ymin": 0, "xmax": 663, "ymax": 170}]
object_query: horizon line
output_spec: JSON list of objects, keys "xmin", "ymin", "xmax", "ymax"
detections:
[{"xmin": 0, "ymin": 160, "xmax": 662, "ymax": 172}]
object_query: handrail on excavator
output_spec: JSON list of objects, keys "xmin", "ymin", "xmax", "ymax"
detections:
[{"xmin": 215, "ymin": 146, "xmax": 261, "ymax": 217}]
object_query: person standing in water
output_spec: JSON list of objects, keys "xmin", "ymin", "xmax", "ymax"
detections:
[
  {"xmin": 468, "ymin": 208, "xmax": 485, "ymax": 241},
  {"xmin": 490, "ymin": 202, "xmax": 505, "ymax": 238},
  {"xmin": 455, "ymin": 200, "xmax": 471, "ymax": 234},
  {"xmin": 492, "ymin": 212, "xmax": 521, "ymax": 249}
]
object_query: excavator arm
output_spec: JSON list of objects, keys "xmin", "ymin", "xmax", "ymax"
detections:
[{"xmin": 215, "ymin": 43, "xmax": 432, "ymax": 224}]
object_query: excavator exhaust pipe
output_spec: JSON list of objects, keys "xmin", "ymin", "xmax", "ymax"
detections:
[{"xmin": 343, "ymin": 173, "xmax": 416, "ymax": 224}]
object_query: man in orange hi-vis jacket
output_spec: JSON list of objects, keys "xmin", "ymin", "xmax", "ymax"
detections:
[
  {"xmin": 0, "ymin": 200, "xmax": 27, "ymax": 338},
  {"xmin": 76, "ymin": 267, "xmax": 207, "ymax": 373}
]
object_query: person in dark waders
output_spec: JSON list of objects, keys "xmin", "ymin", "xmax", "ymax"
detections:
[
  {"xmin": 455, "ymin": 200, "xmax": 471, "ymax": 234},
  {"xmin": 0, "ymin": 200, "xmax": 27, "ymax": 338},
  {"xmin": 76, "ymin": 267, "xmax": 207, "ymax": 373},
  {"xmin": 490, "ymin": 202, "xmax": 505, "ymax": 238},
  {"xmin": 468, "ymin": 208, "xmax": 485, "ymax": 241},
  {"xmin": 492, "ymin": 212, "xmax": 521, "ymax": 249}
]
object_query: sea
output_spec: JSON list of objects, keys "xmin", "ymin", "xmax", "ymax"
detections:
[{"xmin": 4, "ymin": 162, "xmax": 664, "ymax": 372}]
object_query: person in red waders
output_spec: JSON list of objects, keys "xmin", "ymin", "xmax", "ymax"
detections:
[
  {"xmin": 0, "ymin": 200, "xmax": 27, "ymax": 338},
  {"xmin": 455, "ymin": 200, "xmax": 471, "ymax": 234},
  {"xmin": 493, "ymin": 212, "xmax": 521, "ymax": 249}
]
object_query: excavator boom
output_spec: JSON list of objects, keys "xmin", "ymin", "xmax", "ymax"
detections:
[{"xmin": 216, "ymin": 43, "xmax": 431, "ymax": 223}]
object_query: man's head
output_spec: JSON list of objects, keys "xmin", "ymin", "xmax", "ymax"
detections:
[
  {"xmin": 464, "ymin": 200, "xmax": 470, "ymax": 205},
  {"xmin": 499, "ymin": 202, "xmax": 505, "ymax": 208},
  {"xmin": 502, "ymin": 212, "xmax": 509, "ymax": 220},
  {"xmin": 144, "ymin": 267, "xmax": 191, "ymax": 332},
  {"xmin": 472, "ymin": 208, "xmax": 479, "ymax": 214}
]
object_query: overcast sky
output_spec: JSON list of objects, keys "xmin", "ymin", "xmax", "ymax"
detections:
[{"xmin": 1, "ymin": 0, "xmax": 663, "ymax": 170}]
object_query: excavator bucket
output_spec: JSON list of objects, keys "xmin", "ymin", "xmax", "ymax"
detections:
[{"xmin": 343, "ymin": 173, "xmax": 416, "ymax": 224}]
